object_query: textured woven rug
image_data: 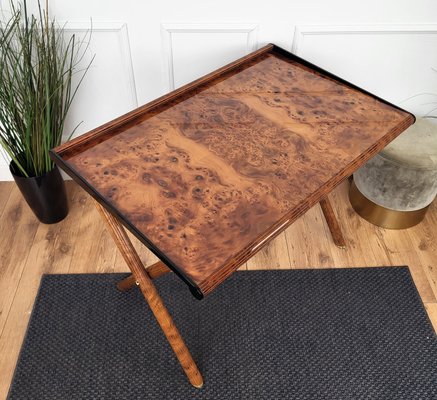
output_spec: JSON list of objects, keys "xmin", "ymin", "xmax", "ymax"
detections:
[{"xmin": 8, "ymin": 268, "xmax": 437, "ymax": 399}]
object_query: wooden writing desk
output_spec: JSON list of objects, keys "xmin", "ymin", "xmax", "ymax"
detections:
[{"xmin": 50, "ymin": 43, "xmax": 414, "ymax": 388}]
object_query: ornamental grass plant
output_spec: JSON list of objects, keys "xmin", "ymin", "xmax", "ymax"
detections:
[{"xmin": 0, "ymin": 0, "xmax": 92, "ymax": 177}]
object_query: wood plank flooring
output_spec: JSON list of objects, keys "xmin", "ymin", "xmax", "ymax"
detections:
[{"xmin": 0, "ymin": 180, "xmax": 436, "ymax": 397}]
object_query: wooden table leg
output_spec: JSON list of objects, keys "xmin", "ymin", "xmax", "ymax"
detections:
[
  {"xmin": 117, "ymin": 261, "xmax": 171, "ymax": 292},
  {"xmin": 319, "ymin": 195, "xmax": 346, "ymax": 249},
  {"xmin": 93, "ymin": 200, "xmax": 204, "ymax": 388}
]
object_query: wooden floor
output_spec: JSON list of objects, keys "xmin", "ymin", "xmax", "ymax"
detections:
[{"xmin": 0, "ymin": 180, "xmax": 436, "ymax": 397}]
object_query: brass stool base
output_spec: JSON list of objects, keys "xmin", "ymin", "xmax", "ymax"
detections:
[{"xmin": 349, "ymin": 181, "xmax": 429, "ymax": 229}]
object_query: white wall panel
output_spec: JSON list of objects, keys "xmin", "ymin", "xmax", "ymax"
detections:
[
  {"xmin": 61, "ymin": 22, "xmax": 138, "ymax": 141},
  {"xmin": 292, "ymin": 25, "xmax": 437, "ymax": 115},
  {"xmin": 161, "ymin": 23, "xmax": 258, "ymax": 90},
  {"xmin": 1, "ymin": 0, "xmax": 437, "ymax": 179}
]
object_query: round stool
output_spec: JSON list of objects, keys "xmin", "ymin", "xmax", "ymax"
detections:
[{"xmin": 349, "ymin": 117, "xmax": 437, "ymax": 229}]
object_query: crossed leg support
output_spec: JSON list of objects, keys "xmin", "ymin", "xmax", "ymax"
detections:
[
  {"xmin": 93, "ymin": 200, "xmax": 203, "ymax": 388},
  {"xmin": 116, "ymin": 260, "xmax": 170, "ymax": 292},
  {"xmin": 93, "ymin": 193, "xmax": 342, "ymax": 388}
]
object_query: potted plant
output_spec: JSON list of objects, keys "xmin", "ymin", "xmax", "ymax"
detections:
[{"xmin": 0, "ymin": 0, "xmax": 92, "ymax": 223}]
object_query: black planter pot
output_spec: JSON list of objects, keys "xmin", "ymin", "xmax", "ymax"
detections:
[{"xmin": 10, "ymin": 163, "xmax": 69, "ymax": 224}]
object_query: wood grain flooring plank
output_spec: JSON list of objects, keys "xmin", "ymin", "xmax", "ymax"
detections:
[
  {"xmin": 326, "ymin": 183, "xmax": 386, "ymax": 269},
  {"xmin": 374, "ymin": 227, "xmax": 435, "ymax": 303},
  {"xmin": 67, "ymin": 190, "xmax": 118, "ymax": 274},
  {"xmin": 0, "ymin": 182, "xmax": 13, "ymax": 216},
  {"xmin": 0, "ymin": 179, "xmax": 436, "ymax": 396},
  {"xmin": 0, "ymin": 186, "xmax": 39, "ymax": 337},
  {"xmin": 408, "ymin": 202, "xmax": 437, "ymax": 299},
  {"xmin": 246, "ymin": 232, "xmax": 291, "ymax": 270},
  {"xmin": 425, "ymin": 303, "xmax": 437, "ymax": 334},
  {"xmin": 0, "ymin": 181, "xmax": 86, "ymax": 398}
]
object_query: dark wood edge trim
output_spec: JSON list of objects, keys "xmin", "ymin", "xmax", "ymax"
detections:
[
  {"xmin": 198, "ymin": 114, "xmax": 415, "ymax": 296},
  {"xmin": 271, "ymin": 44, "xmax": 416, "ymax": 122},
  {"xmin": 52, "ymin": 43, "xmax": 274, "ymax": 159},
  {"xmin": 49, "ymin": 150, "xmax": 204, "ymax": 299}
]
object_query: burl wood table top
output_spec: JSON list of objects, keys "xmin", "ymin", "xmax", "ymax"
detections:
[{"xmin": 51, "ymin": 44, "xmax": 414, "ymax": 299}]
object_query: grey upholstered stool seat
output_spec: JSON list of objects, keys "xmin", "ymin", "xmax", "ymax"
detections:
[{"xmin": 350, "ymin": 117, "xmax": 437, "ymax": 229}]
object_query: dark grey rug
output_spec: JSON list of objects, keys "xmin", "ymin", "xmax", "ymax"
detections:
[{"xmin": 8, "ymin": 267, "xmax": 437, "ymax": 399}]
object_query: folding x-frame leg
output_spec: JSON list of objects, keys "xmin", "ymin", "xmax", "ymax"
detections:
[
  {"xmin": 116, "ymin": 260, "xmax": 170, "ymax": 292},
  {"xmin": 319, "ymin": 195, "xmax": 346, "ymax": 249},
  {"xmin": 93, "ymin": 200, "xmax": 204, "ymax": 389},
  {"xmin": 93, "ymin": 193, "xmax": 342, "ymax": 388}
]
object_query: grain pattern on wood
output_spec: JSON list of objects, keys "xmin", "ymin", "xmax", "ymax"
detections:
[
  {"xmin": 246, "ymin": 232, "xmax": 291, "ymax": 270},
  {"xmin": 326, "ymin": 183, "xmax": 436, "ymax": 302},
  {"xmin": 117, "ymin": 261, "xmax": 171, "ymax": 291},
  {"xmin": 409, "ymin": 201, "xmax": 437, "ymax": 299},
  {"xmin": 0, "ymin": 183, "xmax": 86, "ymax": 397},
  {"xmin": 0, "ymin": 182, "xmax": 13, "ymax": 216},
  {"xmin": 93, "ymin": 200, "xmax": 203, "ymax": 388},
  {"xmin": 285, "ymin": 205, "xmax": 336, "ymax": 269},
  {"xmin": 51, "ymin": 45, "xmax": 414, "ymax": 297},
  {"xmin": 1, "ymin": 181, "xmax": 437, "ymax": 398},
  {"xmin": 67, "ymin": 193, "xmax": 118, "ymax": 274},
  {"xmin": 116, "ymin": 274, "xmax": 137, "ymax": 292},
  {"xmin": 0, "ymin": 187, "xmax": 39, "ymax": 336},
  {"xmin": 375, "ymin": 224, "xmax": 436, "ymax": 303},
  {"xmin": 319, "ymin": 196, "xmax": 346, "ymax": 248},
  {"xmin": 425, "ymin": 303, "xmax": 437, "ymax": 333}
]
